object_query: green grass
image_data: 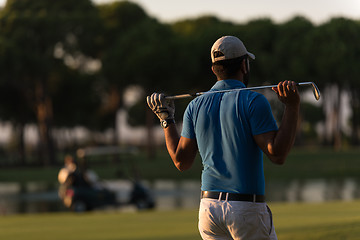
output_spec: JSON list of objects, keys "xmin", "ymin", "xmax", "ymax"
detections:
[
  {"xmin": 273, "ymin": 201, "xmax": 360, "ymax": 240},
  {"xmin": 263, "ymin": 148, "xmax": 360, "ymax": 180},
  {"xmin": 0, "ymin": 148, "xmax": 360, "ymax": 183},
  {"xmin": 0, "ymin": 200, "xmax": 359, "ymax": 240}
]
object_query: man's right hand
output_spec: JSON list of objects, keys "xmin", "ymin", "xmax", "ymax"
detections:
[
  {"xmin": 147, "ymin": 93, "xmax": 175, "ymax": 121},
  {"xmin": 272, "ymin": 80, "xmax": 300, "ymax": 106}
]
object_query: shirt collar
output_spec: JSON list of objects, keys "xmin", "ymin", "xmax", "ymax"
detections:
[{"xmin": 210, "ymin": 79, "xmax": 246, "ymax": 91}]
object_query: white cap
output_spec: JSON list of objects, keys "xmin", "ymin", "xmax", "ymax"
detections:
[{"xmin": 211, "ymin": 36, "xmax": 255, "ymax": 63}]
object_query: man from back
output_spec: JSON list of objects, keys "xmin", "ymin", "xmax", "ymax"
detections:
[{"xmin": 147, "ymin": 35, "xmax": 300, "ymax": 240}]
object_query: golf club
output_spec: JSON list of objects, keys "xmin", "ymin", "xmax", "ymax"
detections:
[{"xmin": 165, "ymin": 82, "xmax": 321, "ymax": 101}]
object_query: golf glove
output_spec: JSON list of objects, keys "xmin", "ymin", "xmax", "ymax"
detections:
[{"xmin": 147, "ymin": 93, "xmax": 175, "ymax": 121}]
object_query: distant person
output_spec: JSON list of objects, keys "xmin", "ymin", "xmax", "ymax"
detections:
[
  {"xmin": 58, "ymin": 154, "xmax": 117, "ymax": 211},
  {"xmin": 147, "ymin": 36, "xmax": 300, "ymax": 239},
  {"xmin": 58, "ymin": 154, "xmax": 91, "ymax": 188},
  {"xmin": 58, "ymin": 154, "xmax": 77, "ymax": 185},
  {"xmin": 58, "ymin": 154, "xmax": 80, "ymax": 201}
]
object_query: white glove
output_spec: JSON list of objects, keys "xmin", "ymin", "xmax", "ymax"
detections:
[{"xmin": 147, "ymin": 93, "xmax": 175, "ymax": 121}]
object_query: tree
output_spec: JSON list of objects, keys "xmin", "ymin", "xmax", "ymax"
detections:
[
  {"xmin": 274, "ymin": 16, "xmax": 314, "ymax": 82},
  {"xmin": 238, "ymin": 18, "xmax": 278, "ymax": 86},
  {"xmin": 0, "ymin": 0, "xmax": 102, "ymax": 165},
  {"xmin": 98, "ymin": 2, "xmax": 180, "ymax": 157},
  {"xmin": 309, "ymin": 17, "xmax": 360, "ymax": 149},
  {"xmin": 172, "ymin": 16, "xmax": 237, "ymax": 91},
  {"xmin": 51, "ymin": 67, "xmax": 102, "ymax": 129}
]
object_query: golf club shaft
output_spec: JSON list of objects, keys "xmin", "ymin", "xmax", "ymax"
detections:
[{"xmin": 165, "ymin": 82, "xmax": 320, "ymax": 100}]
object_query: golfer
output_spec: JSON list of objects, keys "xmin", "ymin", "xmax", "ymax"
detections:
[{"xmin": 147, "ymin": 35, "xmax": 300, "ymax": 240}]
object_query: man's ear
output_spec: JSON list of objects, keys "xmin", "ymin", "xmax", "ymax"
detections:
[
  {"xmin": 212, "ymin": 64, "xmax": 224, "ymax": 74},
  {"xmin": 212, "ymin": 64, "xmax": 224, "ymax": 80}
]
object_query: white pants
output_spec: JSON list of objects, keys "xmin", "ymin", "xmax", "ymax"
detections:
[{"xmin": 198, "ymin": 198, "xmax": 277, "ymax": 240}]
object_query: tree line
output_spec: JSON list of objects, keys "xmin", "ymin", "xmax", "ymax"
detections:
[{"xmin": 0, "ymin": 0, "xmax": 359, "ymax": 165}]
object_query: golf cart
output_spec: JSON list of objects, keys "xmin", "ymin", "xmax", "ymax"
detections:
[{"xmin": 58, "ymin": 146, "xmax": 155, "ymax": 212}]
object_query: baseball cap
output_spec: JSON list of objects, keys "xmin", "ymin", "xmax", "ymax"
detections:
[{"xmin": 211, "ymin": 36, "xmax": 255, "ymax": 63}]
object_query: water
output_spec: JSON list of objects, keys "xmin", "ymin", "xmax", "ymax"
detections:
[
  {"xmin": 266, "ymin": 178, "xmax": 360, "ymax": 203},
  {"xmin": 0, "ymin": 178, "xmax": 359, "ymax": 215}
]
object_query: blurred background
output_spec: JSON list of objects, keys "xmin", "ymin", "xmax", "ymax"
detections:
[{"xmin": 0, "ymin": 0, "xmax": 359, "ymax": 215}]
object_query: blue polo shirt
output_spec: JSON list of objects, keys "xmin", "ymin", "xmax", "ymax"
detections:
[{"xmin": 181, "ymin": 80, "xmax": 278, "ymax": 195}]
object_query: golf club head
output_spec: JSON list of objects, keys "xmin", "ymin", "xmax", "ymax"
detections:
[
  {"xmin": 298, "ymin": 82, "xmax": 321, "ymax": 100},
  {"xmin": 310, "ymin": 82, "xmax": 321, "ymax": 100}
]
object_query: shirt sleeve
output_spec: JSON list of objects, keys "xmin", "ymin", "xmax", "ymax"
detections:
[
  {"xmin": 181, "ymin": 102, "xmax": 196, "ymax": 139},
  {"xmin": 249, "ymin": 94, "xmax": 278, "ymax": 135}
]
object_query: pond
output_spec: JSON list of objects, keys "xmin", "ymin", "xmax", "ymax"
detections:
[{"xmin": 0, "ymin": 178, "xmax": 359, "ymax": 215}]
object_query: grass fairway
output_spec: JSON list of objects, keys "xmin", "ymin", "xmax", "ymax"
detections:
[
  {"xmin": 0, "ymin": 201, "xmax": 359, "ymax": 240},
  {"xmin": 272, "ymin": 200, "xmax": 360, "ymax": 240}
]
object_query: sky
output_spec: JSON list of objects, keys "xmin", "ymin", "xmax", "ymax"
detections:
[
  {"xmin": 93, "ymin": 0, "xmax": 360, "ymax": 24},
  {"xmin": 0, "ymin": 0, "xmax": 358, "ymax": 24}
]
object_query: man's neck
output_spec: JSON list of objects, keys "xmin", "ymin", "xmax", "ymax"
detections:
[{"xmin": 217, "ymin": 77, "xmax": 243, "ymax": 83}]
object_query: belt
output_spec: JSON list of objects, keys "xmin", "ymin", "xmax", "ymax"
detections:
[{"xmin": 201, "ymin": 191, "xmax": 265, "ymax": 203}]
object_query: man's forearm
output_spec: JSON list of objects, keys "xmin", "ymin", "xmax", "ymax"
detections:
[
  {"xmin": 163, "ymin": 124, "xmax": 197, "ymax": 171},
  {"xmin": 146, "ymin": 92, "xmax": 196, "ymax": 170},
  {"xmin": 164, "ymin": 124, "xmax": 180, "ymax": 160},
  {"xmin": 271, "ymin": 104, "xmax": 300, "ymax": 163}
]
